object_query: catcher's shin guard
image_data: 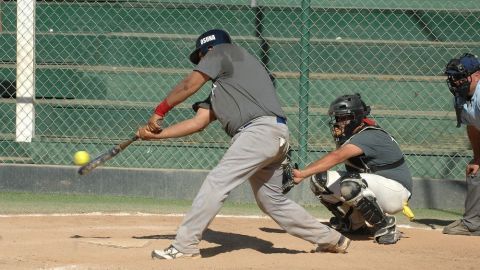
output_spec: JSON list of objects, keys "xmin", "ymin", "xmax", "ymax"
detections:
[
  {"xmin": 340, "ymin": 175, "xmax": 400, "ymax": 244},
  {"xmin": 310, "ymin": 172, "xmax": 354, "ymax": 232},
  {"xmin": 320, "ymin": 199, "xmax": 353, "ymax": 232},
  {"xmin": 355, "ymin": 196, "xmax": 400, "ymax": 244}
]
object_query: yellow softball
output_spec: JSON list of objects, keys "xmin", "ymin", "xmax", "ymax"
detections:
[{"xmin": 73, "ymin": 151, "xmax": 90, "ymax": 166}]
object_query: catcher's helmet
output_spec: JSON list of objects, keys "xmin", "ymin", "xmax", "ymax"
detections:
[
  {"xmin": 189, "ymin": 29, "xmax": 232, "ymax": 64},
  {"xmin": 328, "ymin": 93, "xmax": 371, "ymax": 145}
]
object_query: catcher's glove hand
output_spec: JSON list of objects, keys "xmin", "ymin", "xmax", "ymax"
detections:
[{"xmin": 281, "ymin": 161, "xmax": 298, "ymax": 194}]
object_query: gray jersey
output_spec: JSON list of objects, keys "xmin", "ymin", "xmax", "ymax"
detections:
[
  {"xmin": 193, "ymin": 44, "xmax": 286, "ymax": 137},
  {"xmin": 347, "ymin": 129, "xmax": 413, "ymax": 192}
]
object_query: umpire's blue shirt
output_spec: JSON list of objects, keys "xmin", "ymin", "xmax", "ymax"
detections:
[{"xmin": 461, "ymin": 83, "xmax": 480, "ymax": 130}]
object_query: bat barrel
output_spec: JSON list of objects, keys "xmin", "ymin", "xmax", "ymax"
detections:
[{"xmin": 77, "ymin": 136, "xmax": 137, "ymax": 176}]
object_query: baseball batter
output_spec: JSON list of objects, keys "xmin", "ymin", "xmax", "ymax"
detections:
[
  {"xmin": 285, "ymin": 94, "xmax": 412, "ymax": 244},
  {"xmin": 442, "ymin": 53, "xmax": 480, "ymax": 236},
  {"xmin": 136, "ymin": 29, "xmax": 350, "ymax": 259}
]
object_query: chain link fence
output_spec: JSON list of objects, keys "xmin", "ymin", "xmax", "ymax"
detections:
[{"xmin": 1, "ymin": 0, "xmax": 479, "ymax": 180}]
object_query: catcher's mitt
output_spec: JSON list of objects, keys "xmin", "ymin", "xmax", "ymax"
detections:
[{"xmin": 281, "ymin": 149, "xmax": 298, "ymax": 194}]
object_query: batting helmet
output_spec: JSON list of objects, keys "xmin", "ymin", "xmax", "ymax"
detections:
[
  {"xmin": 328, "ymin": 93, "xmax": 371, "ymax": 145},
  {"xmin": 189, "ymin": 29, "xmax": 232, "ymax": 65}
]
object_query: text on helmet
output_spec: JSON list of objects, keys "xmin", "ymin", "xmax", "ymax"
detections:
[{"xmin": 200, "ymin": 35, "xmax": 216, "ymax": 45}]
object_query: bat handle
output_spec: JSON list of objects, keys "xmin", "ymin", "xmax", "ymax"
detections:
[{"xmin": 118, "ymin": 136, "xmax": 138, "ymax": 150}]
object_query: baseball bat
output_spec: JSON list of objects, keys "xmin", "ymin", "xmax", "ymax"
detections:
[{"xmin": 78, "ymin": 135, "xmax": 139, "ymax": 175}]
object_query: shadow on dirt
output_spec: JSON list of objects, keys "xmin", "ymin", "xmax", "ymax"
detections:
[
  {"xmin": 131, "ymin": 229, "xmax": 306, "ymax": 257},
  {"xmin": 258, "ymin": 227, "xmax": 285, "ymax": 233},
  {"xmin": 409, "ymin": 219, "xmax": 453, "ymax": 229},
  {"xmin": 201, "ymin": 229, "xmax": 307, "ymax": 257}
]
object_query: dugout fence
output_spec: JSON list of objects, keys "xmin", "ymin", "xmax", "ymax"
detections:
[{"xmin": 1, "ymin": 0, "xmax": 480, "ymax": 180}]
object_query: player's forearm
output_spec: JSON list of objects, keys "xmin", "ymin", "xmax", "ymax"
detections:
[
  {"xmin": 300, "ymin": 152, "xmax": 344, "ymax": 178},
  {"xmin": 155, "ymin": 118, "xmax": 206, "ymax": 139},
  {"xmin": 145, "ymin": 108, "xmax": 214, "ymax": 140}
]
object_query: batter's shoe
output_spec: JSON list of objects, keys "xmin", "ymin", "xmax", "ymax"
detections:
[
  {"xmin": 151, "ymin": 245, "xmax": 201, "ymax": 260},
  {"xmin": 314, "ymin": 235, "xmax": 351, "ymax": 254},
  {"xmin": 442, "ymin": 220, "xmax": 480, "ymax": 236}
]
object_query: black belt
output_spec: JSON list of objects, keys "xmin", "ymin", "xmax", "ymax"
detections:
[{"xmin": 368, "ymin": 157, "xmax": 405, "ymax": 173}]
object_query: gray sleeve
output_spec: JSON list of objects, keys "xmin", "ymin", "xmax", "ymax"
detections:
[
  {"xmin": 348, "ymin": 130, "xmax": 377, "ymax": 156},
  {"xmin": 192, "ymin": 95, "xmax": 212, "ymax": 112},
  {"xmin": 194, "ymin": 47, "xmax": 230, "ymax": 80},
  {"xmin": 194, "ymin": 44, "xmax": 233, "ymax": 81}
]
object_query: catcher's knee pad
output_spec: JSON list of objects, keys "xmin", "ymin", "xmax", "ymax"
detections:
[
  {"xmin": 339, "ymin": 173, "xmax": 367, "ymax": 202},
  {"xmin": 309, "ymin": 172, "xmax": 330, "ymax": 196},
  {"xmin": 340, "ymin": 173, "xmax": 388, "ymax": 229}
]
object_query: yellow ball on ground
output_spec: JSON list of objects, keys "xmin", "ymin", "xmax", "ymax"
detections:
[{"xmin": 73, "ymin": 151, "xmax": 90, "ymax": 165}]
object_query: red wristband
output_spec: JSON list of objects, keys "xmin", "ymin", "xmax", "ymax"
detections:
[{"xmin": 154, "ymin": 99, "xmax": 173, "ymax": 117}]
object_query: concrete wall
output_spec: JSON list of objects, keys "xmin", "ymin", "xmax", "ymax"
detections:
[{"xmin": 0, "ymin": 163, "xmax": 466, "ymax": 210}]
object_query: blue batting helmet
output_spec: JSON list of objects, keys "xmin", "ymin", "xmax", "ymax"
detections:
[{"xmin": 189, "ymin": 29, "xmax": 232, "ymax": 64}]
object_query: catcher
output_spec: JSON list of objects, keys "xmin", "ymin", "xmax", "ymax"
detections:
[{"xmin": 283, "ymin": 93, "xmax": 412, "ymax": 244}]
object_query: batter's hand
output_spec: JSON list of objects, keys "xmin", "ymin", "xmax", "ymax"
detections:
[
  {"xmin": 147, "ymin": 114, "xmax": 164, "ymax": 133},
  {"xmin": 136, "ymin": 125, "xmax": 161, "ymax": 140}
]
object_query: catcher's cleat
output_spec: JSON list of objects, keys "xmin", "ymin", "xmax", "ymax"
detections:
[
  {"xmin": 151, "ymin": 245, "xmax": 201, "ymax": 260},
  {"xmin": 314, "ymin": 235, "xmax": 351, "ymax": 254},
  {"xmin": 329, "ymin": 216, "xmax": 351, "ymax": 232},
  {"xmin": 374, "ymin": 216, "xmax": 401, "ymax": 244},
  {"xmin": 329, "ymin": 217, "xmax": 374, "ymax": 235},
  {"xmin": 442, "ymin": 219, "xmax": 480, "ymax": 236}
]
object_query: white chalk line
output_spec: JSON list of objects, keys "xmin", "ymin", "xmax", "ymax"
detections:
[{"xmin": 0, "ymin": 212, "xmax": 440, "ymax": 231}]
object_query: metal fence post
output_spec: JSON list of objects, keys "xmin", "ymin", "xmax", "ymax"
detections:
[
  {"xmin": 298, "ymin": 0, "xmax": 311, "ymax": 167},
  {"xmin": 16, "ymin": 0, "xmax": 36, "ymax": 142}
]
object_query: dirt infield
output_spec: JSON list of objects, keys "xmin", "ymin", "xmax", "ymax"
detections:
[{"xmin": 0, "ymin": 214, "xmax": 478, "ymax": 270}]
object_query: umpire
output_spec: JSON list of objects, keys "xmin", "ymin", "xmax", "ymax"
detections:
[
  {"xmin": 442, "ymin": 53, "xmax": 480, "ymax": 236},
  {"xmin": 136, "ymin": 29, "xmax": 350, "ymax": 259}
]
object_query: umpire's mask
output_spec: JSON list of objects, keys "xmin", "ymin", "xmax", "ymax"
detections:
[{"xmin": 444, "ymin": 53, "xmax": 480, "ymax": 127}]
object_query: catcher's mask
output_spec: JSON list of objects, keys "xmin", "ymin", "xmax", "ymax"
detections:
[
  {"xmin": 444, "ymin": 53, "xmax": 480, "ymax": 127},
  {"xmin": 328, "ymin": 93, "xmax": 371, "ymax": 145},
  {"xmin": 189, "ymin": 29, "xmax": 232, "ymax": 65}
]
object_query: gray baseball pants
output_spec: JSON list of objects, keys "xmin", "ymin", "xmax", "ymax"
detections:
[
  {"xmin": 463, "ymin": 174, "xmax": 480, "ymax": 231},
  {"xmin": 172, "ymin": 116, "xmax": 341, "ymax": 254}
]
